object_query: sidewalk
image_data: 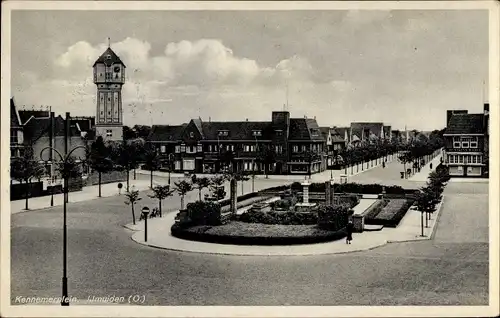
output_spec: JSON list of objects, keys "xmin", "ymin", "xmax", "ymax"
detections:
[
  {"xmin": 408, "ymin": 153, "xmax": 442, "ymax": 182},
  {"xmin": 125, "ymin": 194, "xmax": 445, "ymax": 256},
  {"xmin": 11, "ymin": 179, "xmax": 152, "ymax": 214},
  {"xmin": 136, "ymin": 154, "xmax": 396, "ymax": 184}
]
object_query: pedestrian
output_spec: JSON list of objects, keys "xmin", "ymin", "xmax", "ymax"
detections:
[
  {"xmin": 430, "ymin": 163, "xmax": 433, "ymax": 170},
  {"xmin": 346, "ymin": 220, "xmax": 354, "ymax": 244}
]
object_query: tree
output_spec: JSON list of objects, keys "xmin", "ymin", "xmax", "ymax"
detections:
[
  {"xmin": 258, "ymin": 146, "xmax": 276, "ymax": 178},
  {"xmin": 143, "ymin": 145, "xmax": 161, "ymax": 188},
  {"xmin": 234, "ymin": 171, "xmax": 250, "ymax": 195},
  {"xmin": 88, "ymin": 136, "xmax": 113, "ymax": 197},
  {"xmin": 112, "ymin": 140, "xmax": 142, "ymax": 192},
  {"xmin": 175, "ymin": 180, "xmax": 193, "ymax": 210},
  {"xmin": 122, "ymin": 125, "xmax": 137, "ymax": 140},
  {"xmin": 209, "ymin": 175, "xmax": 227, "ymax": 200},
  {"xmin": 124, "ymin": 189, "xmax": 142, "ymax": 225},
  {"xmin": 398, "ymin": 150, "xmax": 413, "ymax": 178},
  {"xmin": 148, "ymin": 185, "xmax": 173, "ymax": 217},
  {"xmin": 191, "ymin": 175, "xmax": 211, "ymax": 201},
  {"xmin": 10, "ymin": 147, "xmax": 45, "ymax": 210}
]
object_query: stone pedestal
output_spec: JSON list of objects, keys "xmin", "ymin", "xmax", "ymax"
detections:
[
  {"xmin": 302, "ymin": 179, "xmax": 310, "ymax": 204},
  {"xmin": 325, "ymin": 181, "xmax": 331, "ymax": 206},
  {"xmin": 352, "ymin": 214, "xmax": 364, "ymax": 233}
]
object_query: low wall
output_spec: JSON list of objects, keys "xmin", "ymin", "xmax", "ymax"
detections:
[{"xmin": 85, "ymin": 170, "xmax": 127, "ymax": 186}]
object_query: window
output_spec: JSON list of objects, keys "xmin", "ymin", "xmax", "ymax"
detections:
[
  {"xmin": 293, "ymin": 145, "xmax": 298, "ymax": 153},
  {"xmin": 250, "ymin": 145, "xmax": 256, "ymax": 152},
  {"xmin": 311, "ymin": 129, "xmax": 319, "ymax": 137},
  {"xmin": 180, "ymin": 145, "xmax": 186, "ymax": 153},
  {"xmin": 252, "ymin": 130, "xmax": 262, "ymax": 137},
  {"xmin": 470, "ymin": 137, "xmax": 478, "ymax": 148},
  {"xmin": 472, "ymin": 156, "xmax": 477, "ymax": 163},
  {"xmin": 448, "ymin": 154, "xmax": 452, "ymax": 164},
  {"xmin": 160, "ymin": 145, "xmax": 166, "ymax": 153},
  {"xmin": 189, "ymin": 132, "xmax": 194, "ymax": 138},
  {"xmin": 459, "ymin": 155, "xmax": 464, "ymax": 164},
  {"xmin": 453, "ymin": 137, "xmax": 461, "ymax": 148},
  {"xmin": 218, "ymin": 130, "xmax": 229, "ymax": 137},
  {"xmin": 106, "ymin": 130, "xmax": 112, "ymax": 137},
  {"xmin": 183, "ymin": 159, "xmax": 195, "ymax": 171},
  {"xmin": 244, "ymin": 162, "xmax": 249, "ymax": 170},
  {"xmin": 244, "ymin": 145, "xmax": 250, "ymax": 152},
  {"xmin": 466, "ymin": 155, "xmax": 471, "ymax": 164},
  {"xmin": 175, "ymin": 145, "xmax": 181, "ymax": 153},
  {"xmin": 301, "ymin": 145, "xmax": 307, "ymax": 152},
  {"xmin": 106, "ymin": 54, "xmax": 111, "ymax": 60},
  {"xmin": 105, "ymin": 73, "xmax": 112, "ymax": 80},
  {"xmin": 197, "ymin": 144, "xmax": 203, "ymax": 152},
  {"xmin": 174, "ymin": 161, "xmax": 181, "ymax": 170},
  {"xmin": 462, "ymin": 141, "xmax": 469, "ymax": 148},
  {"xmin": 275, "ymin": 130, "xmax": 283, "ymax": 136},
  {"xmin": 477, "ymin": 156, "xmax": 482, "ymax": 164},
  {"xmin": 186, "ymin": 146, "xmax": 196, "ymax": 154}
]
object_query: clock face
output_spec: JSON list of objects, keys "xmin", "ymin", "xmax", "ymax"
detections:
[{"xmin": 114, "ymin": 66, "xmax": 120, "ymax": 72}]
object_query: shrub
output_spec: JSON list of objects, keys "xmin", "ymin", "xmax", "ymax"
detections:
[
  {"xmin": 317, "ymin": 204, "xmax": 351, "ymax": 231},
  {"xmin": 239, "ymin": 210, "xmax": 318, "ymax": 225},
  {"xmin": 270, "ymin": 199, "xmax": 292, "ymax": 211},
  {"xmin": 363, "ymin": 199, "xmax": 389, "ymax": 220},
  {"xmin": 186, "ymin": 201, "xmax": 222, "ymax": 226},
  {"xmin": 334, "ymin": 194, "xmax": 360, "ymax": 209},
  {"xmin": 364, "ymin": 198, "xmax": 414, "ymax": 227}
]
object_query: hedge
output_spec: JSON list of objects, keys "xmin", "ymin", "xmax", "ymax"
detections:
[
  {"xmin": 363, "ymin": 199, "xmax": 389, "ymax": 220},
  {"xmin": 364, "ymin": 198, "xmax": 415, "ymax": 228},
  {"xmin": 171, "ymin": 222, "xmax": 347, "ymax": 245},
  {"xmin": 317, "ymin": 204, "xmax": 351, "ymax": 231},
  {"xmin": 239, "ymin": 210, "xmax": 319, "ymax": 225},
  {"xmin": 185, "ymin": 201, "xmax": 222, "ymax": 226}
]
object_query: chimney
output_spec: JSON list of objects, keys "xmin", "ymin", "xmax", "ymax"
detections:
[
  {"xmin": 246, "ymin": 118, "xmax": 248, "ymax": 122},
  {"xmin": 209, "ymin": 116, "xmax": 211, "ymax": 123}
]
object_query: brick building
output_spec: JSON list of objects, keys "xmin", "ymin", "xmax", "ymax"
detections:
[
  {"xmin": 148, "ymin": 111, "xmax": 328, "ymax": 175},
  {"xmin": 442, "ymin": 103, "xmax": 489, "ymax": 177}
]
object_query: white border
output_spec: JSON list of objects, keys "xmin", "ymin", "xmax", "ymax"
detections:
[{"xmin": 1, "ymin": 1, "xmax": 499, "ymax": 317}]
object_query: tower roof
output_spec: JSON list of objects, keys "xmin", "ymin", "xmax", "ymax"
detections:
[{"xmin": 93, "ymin": 47, "xmax": 126, "ymax": 67}]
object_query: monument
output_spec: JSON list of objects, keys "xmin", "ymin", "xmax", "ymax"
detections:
[{"xmin": 295, "ymin": 178, "xmax": 317, "ymax": 212}]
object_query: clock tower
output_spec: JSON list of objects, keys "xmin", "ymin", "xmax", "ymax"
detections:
[{"xmin": 93, "ymin": 42, "xmax": 126, "ymax": 142}]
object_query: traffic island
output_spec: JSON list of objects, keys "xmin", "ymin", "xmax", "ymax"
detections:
[{"xmin": 171, "ymin": 222, "xmax": 347, "ymax": 246}]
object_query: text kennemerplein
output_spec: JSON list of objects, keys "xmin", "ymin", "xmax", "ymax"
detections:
[{"xmin": 14, "ymin": 296, "xmax": 77, "ymax": 304}]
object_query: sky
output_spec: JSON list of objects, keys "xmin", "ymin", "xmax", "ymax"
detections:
[{"xmin": 10, "ymin": 9, "xmax": 489, "ymax": 131}]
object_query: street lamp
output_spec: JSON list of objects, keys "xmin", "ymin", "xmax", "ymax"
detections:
[
  {"xmin": 40, "ymin": 144, "xmax": 86, "ymax": 306},
  {"xmin": 167, "ymin": 153, "xmax": 174, "ymax": 186},
  {"xmin": 381, "ymin": 186, "xmax": 386, "ymax": 200},
  {"xmin": 330, "ymin": 177, "xmax": 335, "ymax": 205},
  {"xmin": 141, "ymin": 206, "xmax": 150, "ymax": 242}
]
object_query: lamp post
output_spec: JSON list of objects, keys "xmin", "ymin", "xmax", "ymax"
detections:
[
  {"xmin": 330, "ymin": 177, "xmax": 335, "ymax": 205},
  {"xmin": 141, "ymin": 206, "xmax": 150, "ymax": 242},
  {"xmin": 40, "ymin": 144, "xmax": 86, "ymax": 306},
  {"xmin": 381, "ymin": 186, "xmax": 386, "ymax": 200},
  {"xmin": 167, "ymin": 153, "xmax": 174, "ymax": 186}
]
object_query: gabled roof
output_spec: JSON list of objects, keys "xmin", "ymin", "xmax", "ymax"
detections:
[
  {"xmin": 93, "ymin": 47, "xmax": 126, "ymax": 67},
  {"xmin": 330, "ymin": 127, "xmax": 348, "ymax": 143},
  {"xmin": 23, "ymin": 116, "xmax": 81, "ymax": 144},
  {"xmin": 149, "ymin": 124, "xmax": 187, "ymax": 142},
  {"xmin": 18, "ymin": 110, "xmax": 50, "ymax": 125},
  {"xmin": 289, "ymin": 118, "xmax": 323, "ymax": 141},
  {"xmin": 350, "ymin": 122, "xmax": 384, "ymax": 141},
  {"xmin": 192, "ymin": 118, "xmax": 205, "ymax": 138},
  {"xmin": 200, "ymin": 121, "xmax": 274, "ymax": 140},
  {"xmin": 445, "ymin": 114, "xmax": 485, "ymax": 135},
  {"xmin": 71, "ymin": 117, "xmax": 95, "ymax": 133},
  {"xmin": 319, "ymin": 127, "xmax": 330, "ymax": 138},
  {"xmin": 10, "ymin": 98, "xmax": 22, "ymax": 128}
]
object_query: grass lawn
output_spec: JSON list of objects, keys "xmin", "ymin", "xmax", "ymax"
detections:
[{"xmin": 196, "ymin": 222, "xmax": 333, "ymax": 237}]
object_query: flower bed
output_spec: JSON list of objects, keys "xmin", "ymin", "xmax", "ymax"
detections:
[
  {"xmin": 362, "ymin": 199, "xmax": 389, "ymax": 220},
  {"xmin": 171, "ymin": 222, "xmax": 347, "ymax": 245},
  {"xmin": 239, "ymin": 210, "xmax": 319, "ymax": 225},
  {"xmin": 364, "ymin": 198, "xmax": 414, "ymax": 228}
]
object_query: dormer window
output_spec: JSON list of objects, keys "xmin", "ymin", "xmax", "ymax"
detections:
[
  {"xmin": 106, "ymin": 55, "xmax": 111, "ymax": 60},
  {"xmin": 275, "ymin": 129, "xmax": 283, "ymax": 136},
  {"xmin": 189, "ymin": 132, "xmax": 194, "ymax": 138},
  {"xmin": 218, "ymin": 130, "xmax": 229, "ymax": 137},
  {"xmin": 311, "ymin": 129, "xmax": 319, "ymax": 137},
  {"xmin": 252, "ymin": 130, "xmax": 262, "ymax": 137}
]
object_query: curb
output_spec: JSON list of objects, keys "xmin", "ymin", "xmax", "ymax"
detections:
[
  {"xmin": 430, "ymin": 196, "xmax": 445, "ymax": 240},
  {"xmin": 130, "ymin": 233, "xmax": 392, "ymax": 257}
]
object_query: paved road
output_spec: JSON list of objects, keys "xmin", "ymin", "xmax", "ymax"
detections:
[{"xmin": 11, "ymin": 180, "xmax": 488, "ymax": 305}]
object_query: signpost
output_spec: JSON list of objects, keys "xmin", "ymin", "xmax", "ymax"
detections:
[{"xmin": 141, "ymin": 206, "xmax": 150, "ymax": 242}]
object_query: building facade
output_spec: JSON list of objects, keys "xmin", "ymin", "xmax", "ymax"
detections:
[
  {"xmin": 93, "ymin": 45, "xmax": 125, "ymax": 142},
  {"xmin": 442, "ymin": 104, "xmax": 489, "ymax": 178},
  {"xmin": 148, "ymin": 111, "xmax": 328, "ymax": 175},
  {"xmin": 10, "ymin": 98, "xmax": 24, "ymax": 158}
]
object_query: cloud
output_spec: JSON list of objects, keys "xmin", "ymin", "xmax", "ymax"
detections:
[{"xmin": 15, "ymin": 37, "xmax": 353, "ymax": 126}]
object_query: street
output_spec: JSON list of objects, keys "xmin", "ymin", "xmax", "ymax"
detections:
[{"xmin": 10, "ymin": 171, "xmax": 489, "ymax": 305}]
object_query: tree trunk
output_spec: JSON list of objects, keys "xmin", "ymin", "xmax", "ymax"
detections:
[
  {"xmin": 181, "ymin": 195, "xmax": 185, "ymax": 210},
  {"xmin": 25, "ymin": 179, "xmax": 29, "ymax": 210},
  {"xmin": 98, "ymin": 172, "xmax": 102, "ymax": 197},
  {"xmin": 150, "ymin": 170, "xmax": 153, "ymax": 188},
  {"xmin": 159, "ymin": 199, "xmax": 162, "ymax": 217},
  {"xmin": 420, "ymin": 211, "xmax": 424, "ymax": 236},
  {"xmin": 134, "ymin": 168, "xmax": 136, "ymax": 180},
  {"xmin": 198, "ymin": 189, "xmax": 202, "ymax": 202},
  {"xmin": 131, "ymin": 205, "xmax": 136, "ymax": 225},
  {"xmin": 126, "ymin": 170, "xmax": 130, "ymax": 192},
  {"xmin": 425, "ymin": 211, "xmax": 429, "ymax": 228}
]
